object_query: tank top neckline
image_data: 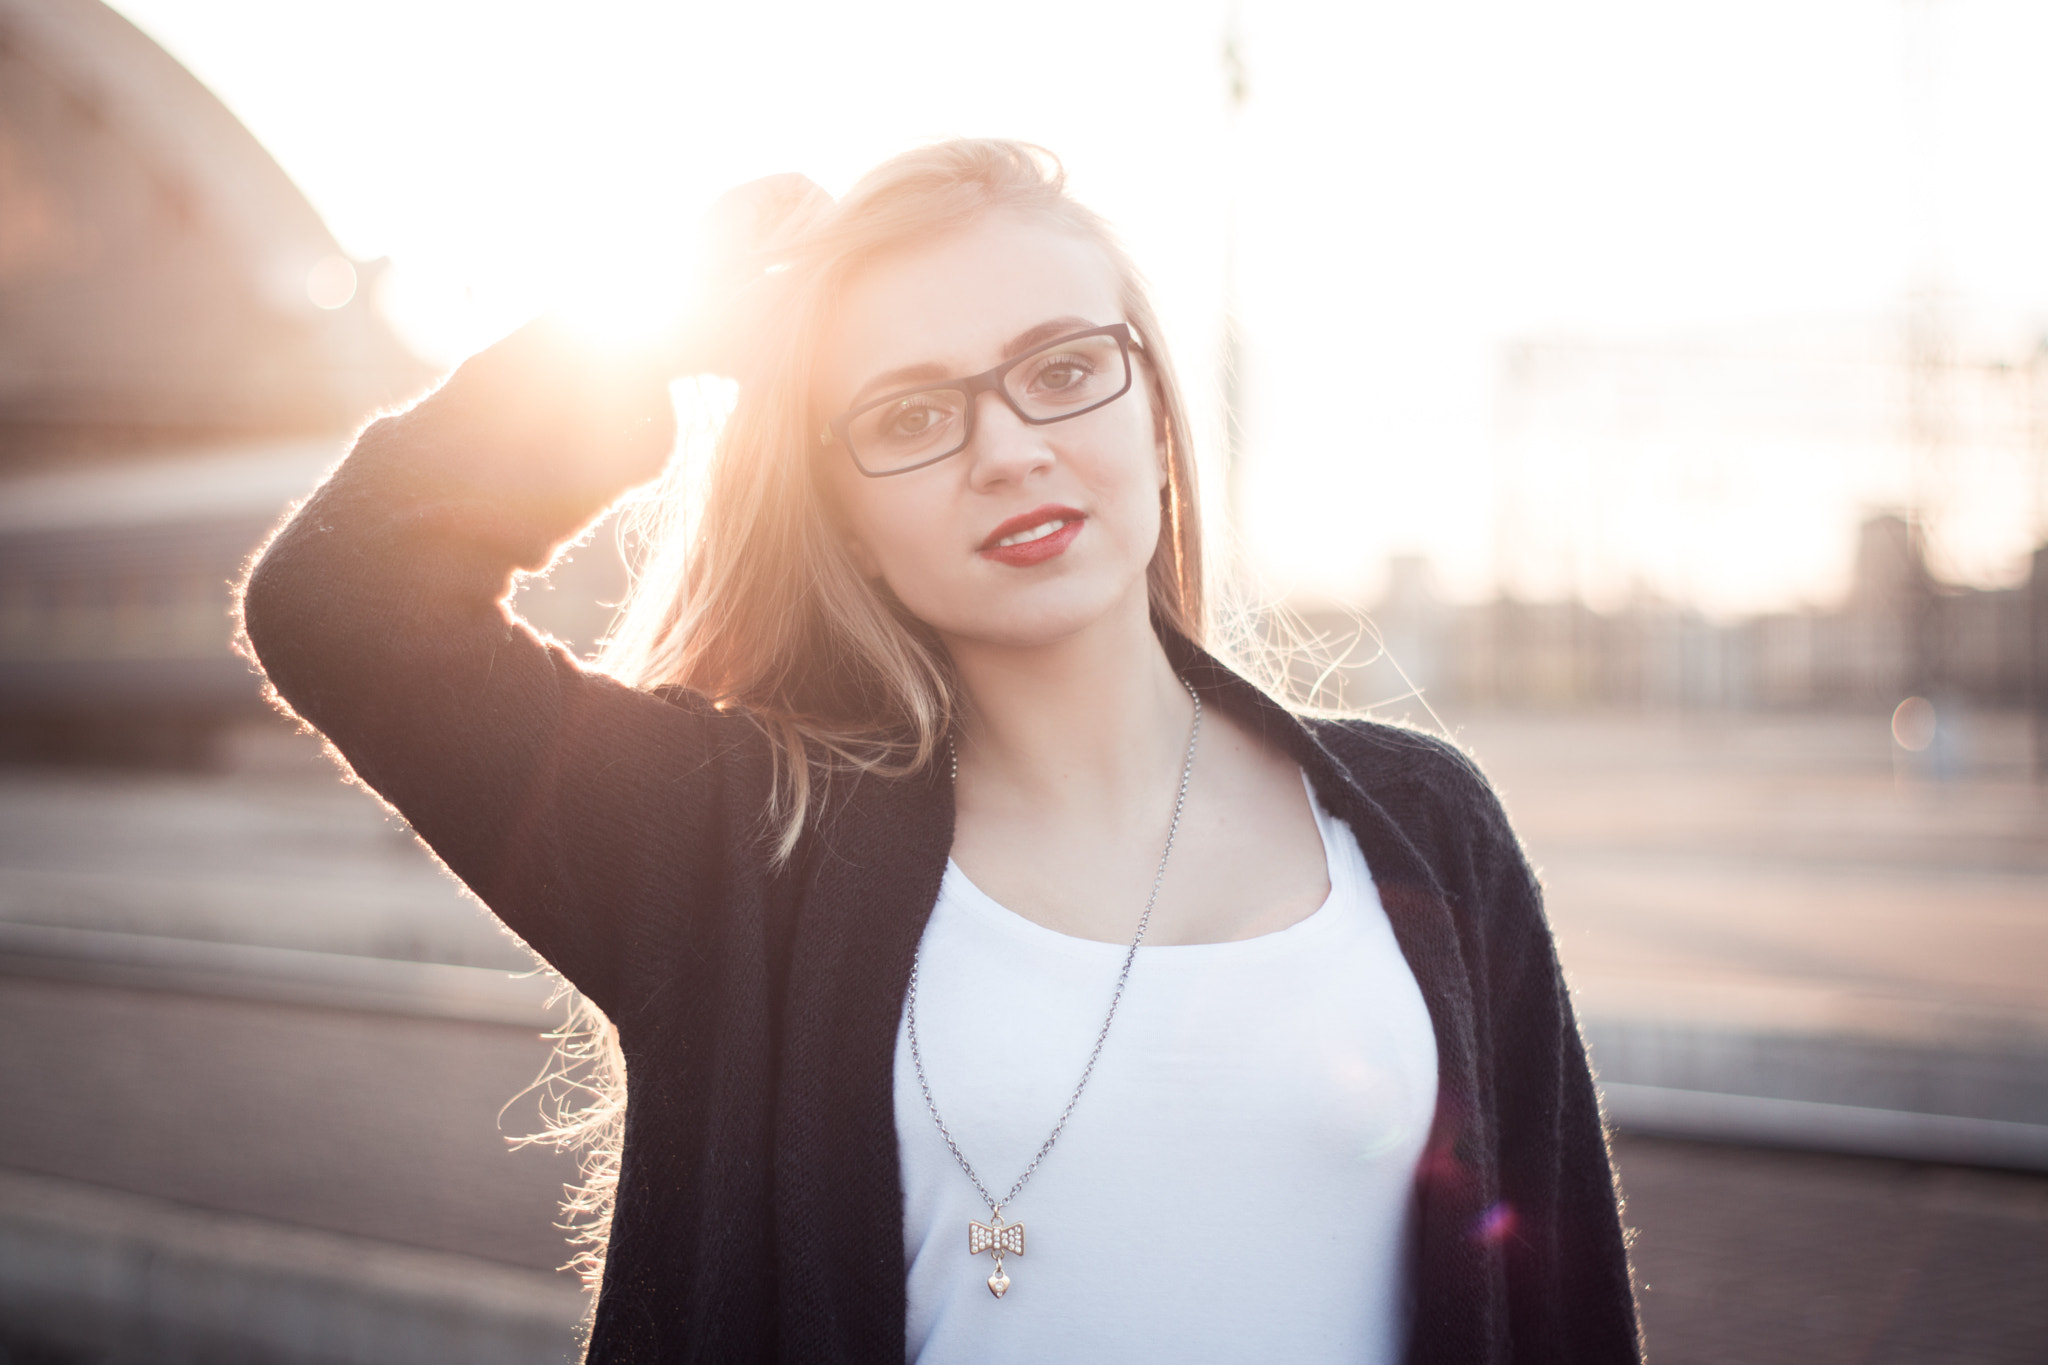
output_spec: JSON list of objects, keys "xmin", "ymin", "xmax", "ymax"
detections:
[{"xmin": 937, "ymin": 769, "xmax": 1362, "ymax": 960}]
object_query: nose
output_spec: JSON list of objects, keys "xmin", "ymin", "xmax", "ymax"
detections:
[{"xmin": 962, "ymin": 389, "xmax": 1054, "ymax": 491}]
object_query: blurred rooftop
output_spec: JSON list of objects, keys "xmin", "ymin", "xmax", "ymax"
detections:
[{"xmin": 0, "ymin": 0, "xmax": 429, "ymax": 465}]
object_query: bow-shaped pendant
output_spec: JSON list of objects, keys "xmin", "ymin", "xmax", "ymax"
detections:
[{"xmin": 968, "ymin": 1212, "xmax": 1025, "ymax": 1298}]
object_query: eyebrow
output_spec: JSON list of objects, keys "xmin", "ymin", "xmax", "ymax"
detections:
[{"xmin": 847, "ymin": 315, "xmax": 1100, "ymax": 408}]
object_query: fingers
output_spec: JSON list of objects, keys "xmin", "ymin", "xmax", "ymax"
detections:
[
  {"xmin": 701, "ymin": 172, "xmax": 833, "ymax": 275},
  {"xmin": 674, "ymin": 172, "xmax": 834, "ymax": 378},
  {"xmin": 419, "ymin": 169, "xmax": 837, "ymax": 464}
]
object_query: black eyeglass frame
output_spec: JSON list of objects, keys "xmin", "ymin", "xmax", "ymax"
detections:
[{"xmin": 820, "ymin": 322, "xmax": 1142, "ymax": 478}]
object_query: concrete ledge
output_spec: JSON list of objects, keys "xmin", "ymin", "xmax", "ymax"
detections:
[
  {"xmin": 11, "ymin": 923, "xmax": 2048, "ymax": 1175},
  {"xmin": 0, "ymin": 920, "xmax": 557, "ymax": 1026},
  {"xmin": 1582, "ymin": 1015, "xmax": 2048, "ymax": 1124},
  {"xmin": 0, "ymin": 1168, "xmax": 584, "ymax": 1365},
  {"xmin": 1600, "ymin": 1081, "xmax": 2048, "ymax": 1171},
  {"xmin": 1587, "ymin": 1012, "xmax": 2048, "ymax": 1171}
]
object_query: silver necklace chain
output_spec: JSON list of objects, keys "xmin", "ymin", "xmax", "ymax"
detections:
[{"xmin": 906, "ymin": 677, "xmax": 1202, "ymax": 1217}]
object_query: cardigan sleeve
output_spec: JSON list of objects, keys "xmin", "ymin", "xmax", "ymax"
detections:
[
  {"xmin": 1323, "ymin": 717, "xmax": 1641, "ymax": 1363},
  {"xmin": 1435, "ymin": 743, "xmax": 1643, "ymax": 1363},
  {"xmin": 241, "ymin": 320, "xmax": 768, "ymax": 1017}
]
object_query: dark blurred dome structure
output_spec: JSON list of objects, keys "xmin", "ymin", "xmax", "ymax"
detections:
[
  {"xmin": 0, "ymin": 0, "xmax": 435, "ymax": 760},
  {"xmin": 0, "ymin": 0, "xmax": 428, "ymax": 458}
]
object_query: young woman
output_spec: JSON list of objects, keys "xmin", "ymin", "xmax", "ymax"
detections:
[{"xmin": 242, "ymin": 140, "xmax": 1638, "ymax": 1364}]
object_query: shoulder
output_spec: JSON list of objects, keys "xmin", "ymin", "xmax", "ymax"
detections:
[
  {"xmin": 1304, "ymin": 714, "xmax": 1527, "ymax": 885},
  {"xmin": 1309, "ymin": 715, "xmax": 1503, "ymax": 821},
  {"xmin": 642, "ymin": 683, "xmax": 785, "ymax": 760}
]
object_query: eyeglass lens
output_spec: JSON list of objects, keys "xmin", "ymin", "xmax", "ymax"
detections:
[{"xmin": 847, "ymin": 331, "xmax": 1130, "ymax": 473}]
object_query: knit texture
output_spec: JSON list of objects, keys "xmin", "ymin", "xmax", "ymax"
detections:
[{"xmin": 241, "ymin": 326, "xmax": 1641, "ymax": 1364}]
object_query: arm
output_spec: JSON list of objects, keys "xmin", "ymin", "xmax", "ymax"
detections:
[
  {"xmin": 240, "ymin": 320, "xmax": 760, "ymax": 1015},
  {"xmin": 1334, "ymin": 721, "xmax": 1640, "ymax": 1361},
  {"xmin": 1458, "ymin": 760, "xmax": 1642, "ymax": 1362}
]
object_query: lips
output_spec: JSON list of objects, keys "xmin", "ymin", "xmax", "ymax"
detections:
[{"xmin": 978, "ymin": 504, "xmax": 1085, "ymax": 567}]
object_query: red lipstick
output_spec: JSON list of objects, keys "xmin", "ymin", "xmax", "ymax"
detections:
[{"xmin": 978, "ymin": 504, "xmax": 1085, "ymax": 567}]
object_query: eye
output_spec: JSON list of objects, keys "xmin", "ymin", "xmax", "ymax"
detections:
[
  {"xmin": 1027, "ymin": 351, "xmax": 1095, "ymax": 394},
  {"xmin": 885, "ymin": 400, "xmax": 933, "ymax": 435},
  {"xmin": 888, "ymin": 405, "xmax": 933, "ymax": 436},
  {"xmin": 875, "ymin": 392, "xmax": 962, "ymax": 443}
]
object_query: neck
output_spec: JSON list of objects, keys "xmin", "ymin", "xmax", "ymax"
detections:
[{"xmin": 941, "ymin": 590, "xmax": 1192, "ymax": 810}]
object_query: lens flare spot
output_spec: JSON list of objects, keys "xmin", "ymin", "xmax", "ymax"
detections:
[
  {"xmin": 1472, "ymin": 1201, "xmax": 1517, "ymax": 1245},
  {"xmin": 1891, "ymin": 696, "xmax": 1937, "ymax": 752},
  {"xmin": 306, "ymin": 254, "xmax": 357, "ymax": 309},
  {"xmin": 550, "ymin": 230, "xmax": 707, "ymax": 360}
]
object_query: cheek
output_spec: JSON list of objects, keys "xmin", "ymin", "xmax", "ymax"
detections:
[
  {"xmin": 1101, "ymin": 404, "xmax": 1169, "ymax": 506},
  {"xmin": 830, "ymin": 471, "xmax": 948, "ymax": 586}
]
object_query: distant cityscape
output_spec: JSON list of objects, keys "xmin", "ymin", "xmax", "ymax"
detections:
[{"xmin": 1303, "ymin": 513, "xmax": 2040, "ymax": 718}]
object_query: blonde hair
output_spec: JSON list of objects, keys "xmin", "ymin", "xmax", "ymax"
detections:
[
  {"xmin": 600, "ymin": 138, "xmax": 1208, "ymax": 862},
  {"xmin": 534, "ymin": 139, "xmax": 1214, "ymax": 1309}
]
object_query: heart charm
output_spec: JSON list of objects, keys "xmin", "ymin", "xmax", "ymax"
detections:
[{"xmin": 987, "ymin": 1268, "xmax": 1010, "ymax": 1299}]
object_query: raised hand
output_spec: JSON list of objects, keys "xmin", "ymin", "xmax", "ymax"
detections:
[{"xmin": 672, "ymin": 171, "xmax": 834, "ymax": 379}]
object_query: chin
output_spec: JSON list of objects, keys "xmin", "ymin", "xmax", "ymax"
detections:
[{"xmin": 924, "ymin": 576, "xmax": 1149, "ymax": 652}]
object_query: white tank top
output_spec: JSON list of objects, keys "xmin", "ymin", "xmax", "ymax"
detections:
[{"xmin": 895, "ymin": 772, "xmax": 1440, "ymax": 1365}]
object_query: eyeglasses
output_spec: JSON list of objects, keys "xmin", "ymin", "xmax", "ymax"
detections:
[{"xmin": 821, "ymin": 322, "xmax": 1140, "ymax": 477}]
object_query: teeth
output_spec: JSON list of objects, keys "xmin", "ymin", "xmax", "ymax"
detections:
[{"xmin": 995, "ymin": 518, "xmax": 1070, "ymax": 548}]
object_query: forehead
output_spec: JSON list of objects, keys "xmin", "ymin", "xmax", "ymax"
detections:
[{"xmin": 817, "ymin": 212, "xmax": 1124, "ymax": 406}]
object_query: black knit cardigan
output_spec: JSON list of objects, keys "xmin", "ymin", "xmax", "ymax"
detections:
[{"xmin": 241, "ymin": 331, "xmax": 1641, "ymax": 1364}]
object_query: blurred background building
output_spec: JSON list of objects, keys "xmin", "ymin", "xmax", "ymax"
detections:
[
  {"xmin": 1322, "ymin": 510, "xmax": 2034, "ymax": 713},
  {"xmin": 1300, "ymin": 315, "xmax": 2048, "ymax": 777},
  {"xmin": 0, "ymin": 0, "xmax": 428, "ymax": 763}
]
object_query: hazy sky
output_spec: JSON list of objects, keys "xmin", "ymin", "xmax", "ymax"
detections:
[{"xmin": 110, "ymin": 0, "xmax": 2048, "ymax": 612}]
